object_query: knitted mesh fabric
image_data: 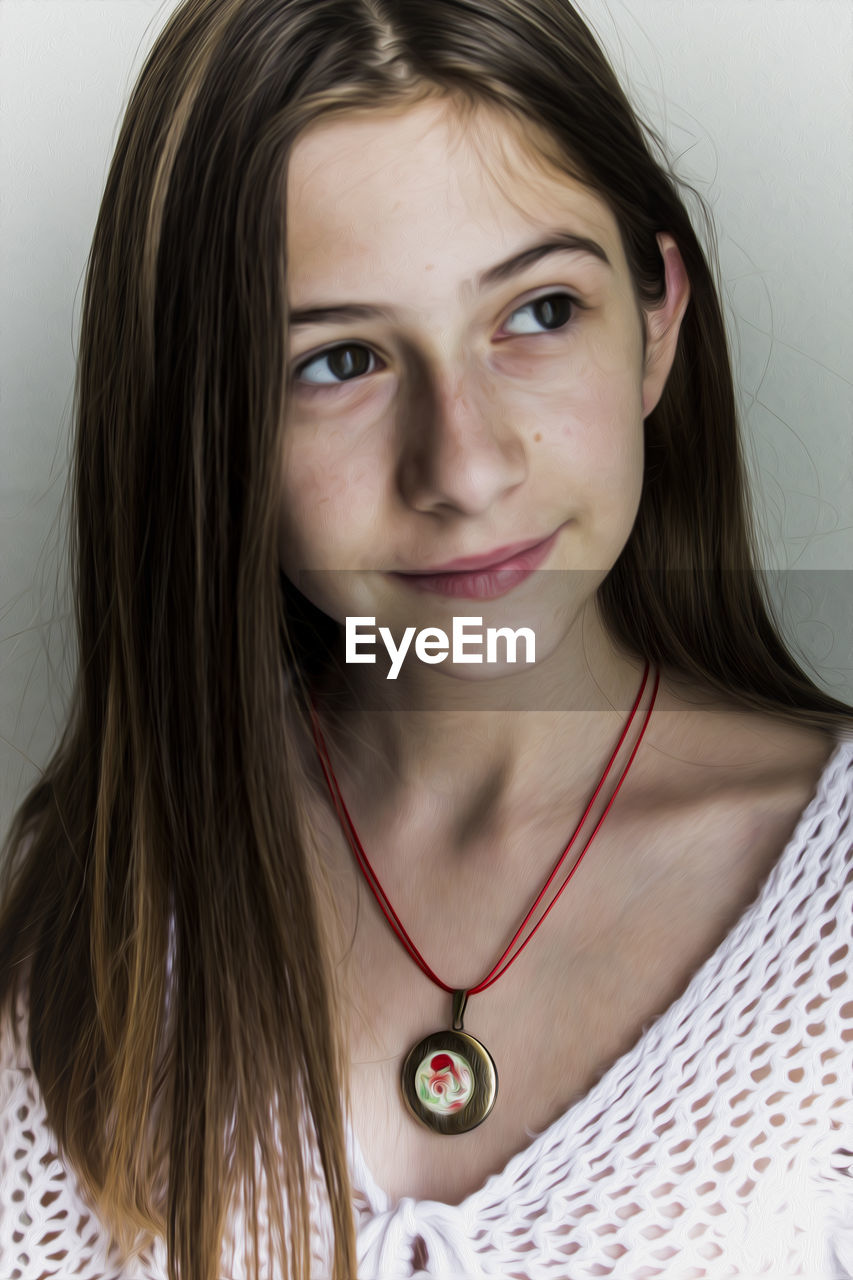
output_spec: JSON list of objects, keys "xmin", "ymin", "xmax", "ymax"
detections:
[{"xmin": 2, "ymin": 738, "xmax": 852, "ymax": 1280}]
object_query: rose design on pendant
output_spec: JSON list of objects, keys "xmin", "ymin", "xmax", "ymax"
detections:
[{"xmin": 415, "ymin": 1049, "xmax": 474, "ymax": 1114}]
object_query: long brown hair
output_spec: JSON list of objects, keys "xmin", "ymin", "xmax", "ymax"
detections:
[{"xmin": 2, "ymin": 1, "xmax": 851, "ymax": 1277}]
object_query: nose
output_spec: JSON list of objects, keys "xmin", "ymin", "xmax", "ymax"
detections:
[{"xmin": 396, "ymin": 353, "xmax": 528, "ymax": 517}]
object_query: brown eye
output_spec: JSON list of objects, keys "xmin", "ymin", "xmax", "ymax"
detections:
[
  {"xmin": 296, "ymin": 343, "xmax": 378, "ymax": 386},
  {"xmin": 503, "ymin": 293, "xmax": 576, "ymax": 335}
]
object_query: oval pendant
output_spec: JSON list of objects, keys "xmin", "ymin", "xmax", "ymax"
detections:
[{"xmin": 401, "ymin": 1027, "xmax": 498, "ymax": 1134}]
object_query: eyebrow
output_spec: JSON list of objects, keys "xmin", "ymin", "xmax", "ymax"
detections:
[{"xmin": 287, "ymin": 231, "xmax": 612, "ymax": 327}]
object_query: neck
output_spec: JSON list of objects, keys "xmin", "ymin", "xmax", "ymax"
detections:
[{"xmin": 308, "ymin": 599, "xmax": 659, "ymax": 848}]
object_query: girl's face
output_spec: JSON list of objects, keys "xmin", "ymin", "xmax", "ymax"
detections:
[{"xmin": 280, "ymin": 97, "xmax": 686, "ymax": 679}]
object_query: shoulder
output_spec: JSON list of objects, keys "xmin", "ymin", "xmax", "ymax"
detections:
[
  {"xmin": 0, "ymin": 988, "xmax": 167, "ymax": 1280},
  {"xmin": 642, "ymin": 668, "xmax": 852, "ymax": 814},
  {"xmin": 0, "ymin": 990, "xmax": 96, "ymax": 1273},
  {"xmin": 621, "ymin": 677, "xmax": 853, "ymax": 946}
]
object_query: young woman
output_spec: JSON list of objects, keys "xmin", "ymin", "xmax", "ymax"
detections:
[{"xmin": 1, "ymin": 1, "xmax": 852, "ymax": 1278}]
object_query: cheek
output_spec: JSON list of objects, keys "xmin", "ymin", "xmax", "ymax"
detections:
[
  {"xmin": 510, "ymin": 308, "xmax": 645, "ymax": 445},
  {"xmin": 521, "ymin": 350, "xmax": 644, "ymax": 470},
  {"xmin": 566, "ymin": 377, "xmax": 644, "ymax": 515},
  {"xmin": 277, "ymin": 435, "xmax": 383, "ymax": 574},
  {"xmin": 519, "ymin": 336, "xmax": 645, "ymax": 557}
]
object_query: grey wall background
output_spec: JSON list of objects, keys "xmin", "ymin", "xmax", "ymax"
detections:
[{"xmin": 1, "ymin": 0, "xmax": 851, "ymax": 840}]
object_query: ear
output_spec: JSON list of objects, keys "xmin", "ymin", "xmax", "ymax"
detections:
[{"xmin": 641, "ymin": 232, "xmax": 691, "ymax": 418}]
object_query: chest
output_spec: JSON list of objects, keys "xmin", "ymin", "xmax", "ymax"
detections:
[{"xmin": 327, "ymin": 773, "xmax": 818, "ymax": 1207}]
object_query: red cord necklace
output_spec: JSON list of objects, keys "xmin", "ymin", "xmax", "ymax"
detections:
[{"xmin": 309, "ymin": 661, "xmax": 659, "ymax": 1135}]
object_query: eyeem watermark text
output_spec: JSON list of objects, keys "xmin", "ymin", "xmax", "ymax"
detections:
[{"xmin": 346, "ymin": 616, "xmax": 536, "ymax": 680}]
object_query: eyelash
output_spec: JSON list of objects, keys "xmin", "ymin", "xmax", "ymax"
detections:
[{"xmin": 290, "ymin": 291, "xmax": 580, "ymax": 391}]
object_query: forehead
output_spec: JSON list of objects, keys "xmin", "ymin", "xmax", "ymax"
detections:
[{"xmin": 285, "ymin": 98, "xmax": 625, "ymax": 307}]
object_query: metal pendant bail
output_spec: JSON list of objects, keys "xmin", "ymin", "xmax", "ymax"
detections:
[{"xmin": 452, "ymin": 988, "xmax": 468, "ymax": 1031}]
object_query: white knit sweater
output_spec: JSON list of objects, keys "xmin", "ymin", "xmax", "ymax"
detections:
[{"xmin": 2, "ymin": 736, "xmax": 853, "ymax": 1280}]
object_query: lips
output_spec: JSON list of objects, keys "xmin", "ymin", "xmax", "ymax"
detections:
[
  {"xmin": 399, "ymin": 532, "xmax": 556, "ymax": 576},
  {"xmin": 389, "ymin": 525, "xmax": 563, "ymax": 600}
]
